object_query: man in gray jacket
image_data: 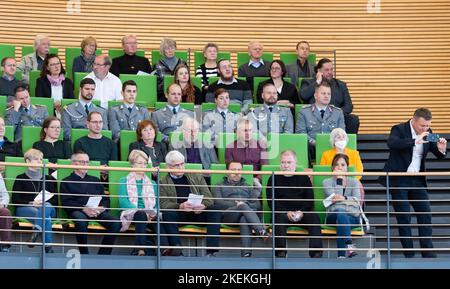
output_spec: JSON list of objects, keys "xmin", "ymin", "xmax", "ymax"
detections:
[
  {"xmin": 248, "ymin": 82, "xmax": 294, "ymax": 136},
  {"xmin": 17, "ymin": 35, "xmax": 51, "ymax": 83},
  {"xmin": 213, "ymin": 161, "xmax": 268, "ymax": 257},
  {"xmin": 6, "ymin": 84, "xmax": 48, "ymax": 142}
]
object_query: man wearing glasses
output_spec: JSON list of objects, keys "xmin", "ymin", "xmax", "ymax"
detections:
[
  {"xmin": 160, "ymin": 150, "xmax": 221, "ymax": 257},
  {"xmin": 84, "ymin": 54, "xmax": 122, "ymax": 109},
  {"xmin": 60, "ymin": 151, "xmax": 120, "ymax": 255},
  {"xmin": 61, "ymin": 78, "xmax": 108, "ymax": 140}
]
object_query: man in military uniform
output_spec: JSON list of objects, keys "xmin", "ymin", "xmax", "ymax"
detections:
[
  {"xmin": 249, "ymin": 83, "xmax": 294, "ymax": 137},
  {"xmin": 61, "ymin": 78, "xmax": 108, "ymax": 141},
  {"xmin": 295, "ymin": 80, "xmax": 345, "ymax": 164},
  {"xmin": 151, "ymin": 83, "xmax": 194, "ymax": 143},
  {"xmin": 108, "ymin": 80, "xmax": 150, "ymax": 142},
  {"xmin": 6, "ymin": 83, "xmax": 48, "ymax": 142},
  {"xmin": 202, "ymin": 88, "xmax": 240, "ymax": 145}
]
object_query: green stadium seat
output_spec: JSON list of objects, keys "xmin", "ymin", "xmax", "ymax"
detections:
[
  {"xmin": 119, "ymin": 74, "xmax": 157, "ymax": 107},
  {"xmin": 21, "ymin": 46, "xmax": 58, "ymax": 57},
  {"xmin": 0, "ymin": 44, "xmax": 15, "ymax": 60},
  {"xmin": 279, "ymin": 52, "xmax": 316, "ymax": 66},
  {"xmin": 200, "ymin": 102, "xmax": 241, "ymax": 113},
  {"xmin": 73, "ymin": 72, "xmax": 90, "ymax": 98},
  {"xmin": 154, "ymin": 101, "xmax": 194, "ymax": 111},
  {"xmin": 21, "ymin": 126, "xmax": 64, "ymax": 153},
  {"xmin": 108, "ymin": 49, "xmax": 145, "ymax": 60},
  {"xmin": 193, "ymin": 51, "xmax": 231, "ymax": 69},
  {"xmin": 28, "ymin": 70, "xmax": 41, "ymax": 97},
  {"xmin": 237, "ymin": 52, "xmax": 273, "ymax": 68},
  {"xmin": 151, "ymin": 50, "xmax": 188, "ymax": 66},
  {"xmin": 14, "ymin": 71, "xmax": 23, "ymax": 81},
  {"xmin": 70, "ymin": 128, "xmax": 112, "ymax": 151},
  {"xmin": 294, "ymin": 104, "xmax": 306, "ymax": 119},
  {"xmin": 0, "ymin": 95, "xmax": 6, "ymax": 118},
  {"xmin": 108, "ymin": 160, "xmax": 154, "ymax": 217},
  {"xmin": 4, "ymin": 125, "xmax": 14, "ymax": 142},
  {"xmin": 30, "ymin": 96, "xmax": 54, "ymax": 116},
  {"xmin": 119, "ymin": 130, "xmax": 137, "ymax": 161},
  {"xmin": 163, "ymin": 75, "xmax": 202, "ymax": 92},
  {"xmin": 65, "ymin": 47, "xmax": 102, "ymax": 80},
  {"xmin": 266, "ymin": 133, "xmax": 309, "ymax": 168},
  {"xmin": 315, "ymin": 133, "xmax": 357, "ymax": 164}
]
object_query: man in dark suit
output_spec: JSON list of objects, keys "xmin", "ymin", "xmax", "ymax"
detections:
[{"xmin": 382, "ymin": 108, "xmax": 447, "ymax": 258}]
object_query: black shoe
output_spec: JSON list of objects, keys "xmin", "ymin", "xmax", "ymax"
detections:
[
  {"xmin": 422, "ymin": 252, "xmax": 437, "ymax": 258},
  {"xmin": 0, "ymin": 245, "xmax": 10, "ymax": 253},
  {"xmin": 28, "ymin": 231, "xmax": 40, "ymax": 248},
  {"xmin": 275, "ymin": 251, "xmax": 287, "ymax": 258},
  {"xmin": 45, "ymin": 246, "xmax": 54, "ymax": 253},
  {"xmin": 310, "ymin": 252, "xmax": 323, "ymax": 258},
  {"xmin": 242, "ymin": 252, "xmax": 252, "ymax": 258},
  {"xmin": 404, "ymin": 252, "xmax": 415, "ymax": 258},
  {"xmin": 206, "ymin": 250, "xmax": 218, "ymax": 257},
  {"xmin": 171, "ymin": 246, "xmax": 183, "ymax": 256}
]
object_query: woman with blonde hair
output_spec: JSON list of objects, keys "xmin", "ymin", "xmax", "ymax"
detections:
[{"xmin": 72, "ymin": 36, "xmax": 98, "ymax": 74}]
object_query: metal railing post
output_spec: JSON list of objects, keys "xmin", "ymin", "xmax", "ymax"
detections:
[
  {"xmin": 41, "ymin": 162, "xmax": 46, "ymax": 269},
  {"xmin": 386, "ymin": 172, "xmax": 391, "ymax": 269},
  {"xmin": 156, "ymin": 167, "xmax": 161, "ymax": 269},
  {"xmin": 271, "ymin": 170, "xmax": 275, "ymax": 269}
]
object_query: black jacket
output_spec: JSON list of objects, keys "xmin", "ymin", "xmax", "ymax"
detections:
[
  {"xmin": 60, "ymin": 173, "xmax": 109, "ymax": 215},
  {"xmin": 256, "ymin": 79, "xmax": 299, "ymax": 104},
  {"xmin": 381, "ymin": 120, "xmax": 446, "ymax": 185},
  {"xmin": 35, "ymin": 76, "xmax": 75, "ymax": 99},
  {"xmin": 12, "ymin": 173, "xmax": 58, "ymax": 206},
  {"xmin": 128, "ymin": 140, "xmax": 167, "ymax": 167},
  {"xmin": 0, "ymin": 137, "xmax": 22, "ymax": 161}
]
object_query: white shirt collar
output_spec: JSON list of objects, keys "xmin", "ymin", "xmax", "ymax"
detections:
[{"xmin": 217, "ymin": 78, "xmax": 238, "ymax": 85}]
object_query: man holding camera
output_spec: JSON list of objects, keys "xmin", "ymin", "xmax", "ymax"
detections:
[{"xmin": 382, "ymin": 107, "xmax": 447, "ymax": 258}]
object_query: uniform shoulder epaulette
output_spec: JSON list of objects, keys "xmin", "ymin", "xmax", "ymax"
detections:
[
  {"xmin": 329, "ymin": 105, "xmax": 342, "ymax": 110},
  {"xmin": 302, "ymin": 104, "xmax": 312, "ymax": 109}
]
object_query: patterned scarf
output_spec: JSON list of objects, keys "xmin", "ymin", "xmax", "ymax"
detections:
[{"xmin": 46, "ymin": 74, "xmax": 65, "ymax": 86}]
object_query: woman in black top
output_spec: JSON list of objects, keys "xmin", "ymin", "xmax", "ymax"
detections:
[
  {"xmin": 32, "ymin": 117, "xmax": 71, "ymax": 164},
  {"xmin": 128, "ymin": 120, "xmax": 167, "ymax": 167},
  {"xmin": 195, "ymin": 43, "xmax": 220, "ymax": 96},
  {"xmin": 256, "ymin": 60, "xmax": 299, "ymax": 107},
  {"xmin": 0, "ymin": 117, "xmax": 21, "ymax": 161},
  {"xmin": 35, "ymin": 54, "xmax": 74, "ymax": 113},
  {"xmin": 12, "ymin": 149, "xmax": 57, "ymax": 253}
]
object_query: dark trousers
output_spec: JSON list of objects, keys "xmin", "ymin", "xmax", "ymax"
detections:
[
  {"xmin": 0, "ymin": 208, "xmax": 12, "ymax": 242},
  {"xmin": 164, "ymin": 207, "xmax": 221, "ymax": 249},
  {"xmin": 70, "ymin": 210, "xmax": 121, "ymax": 255},
  {"xmin": 391, "ymin": 178, "xmax": 433, "ymax": 256},
  {"xmin": 344, "ymin": 113, "xmax": 360, "ymax": 134},
  {"xmin": 133, "ymin": 210, "xmax": 170, "ymax": 248},
  {"xmin": 274, "ymin": 212, "xmax": 323, "ymax": 257}
]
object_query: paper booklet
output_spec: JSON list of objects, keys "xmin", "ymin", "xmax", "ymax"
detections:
[
  {"xmin": 322, "ymin": 193, "xmax": 336, "ymax": 208},
  {"xmin": 85, "ymin": 196, "xmax": 102, "ymax": 208},
  {"xmin": 34, "ymin": 190, "xmax": 54, "ymax": 203},
  {"xmin": 187, "ymin": 194, "xmax": 203, "ymax": 207}
]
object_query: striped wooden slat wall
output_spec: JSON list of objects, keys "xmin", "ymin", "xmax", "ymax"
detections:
[{"xmin": 0, "ymin": 0, "xmax": 449, "ymax": 134}]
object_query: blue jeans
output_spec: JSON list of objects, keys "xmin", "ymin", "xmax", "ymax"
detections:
[
  {"xmin": 326, "ymin": 209, "xmax": 360, "ymax": 257},
  {"xmin": 16, "ymin": 202, "xmax": 56, "ymax": 244}
]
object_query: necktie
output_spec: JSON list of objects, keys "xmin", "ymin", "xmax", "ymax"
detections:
[
  {"xmin": 320, "ymin": 109, "xmax": 325, "ymax": 119},
  {"xmin": 220, "ymin": 111, "xmax": 226, "ymax": 119},
  {"xmin": 85, "ymin": 104, "xmax": 90, "ymax": 115},
  {"xmin": 172, "ymin": 107, "xmax": 177, "ymax": 115},
  {"xmin": 268, "ymin": 107, "xmax": 273, "ymax": 113},
  {"xmin": 24, "ymin": 108, "xmax": 29, "ymax": 113},
  {"xmin": 128, "ymin": 107, "xmax": 132, "ymax": 114}
]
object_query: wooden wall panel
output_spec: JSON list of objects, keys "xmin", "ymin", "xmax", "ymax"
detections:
[{"xmin": 0, "ymin": 0, "xmax": 449, "ymax": 134}]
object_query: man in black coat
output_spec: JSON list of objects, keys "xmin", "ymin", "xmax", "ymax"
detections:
[{"xmin": 381, "ymin": 108, "xmax": 447, "ymax": 258}]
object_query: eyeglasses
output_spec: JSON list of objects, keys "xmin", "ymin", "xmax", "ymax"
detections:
[
  {"xmin": 48, "ymin": 63, "xmax": 61, "ymax": 67},
  {"xmin": 270, "ymin": 67, "xmax": 282, "ymax": 71},
  {"xmin": 48, "ymin": 126, "xmax": 60, "ymax": 129},
  {"xmin": 73, "ymin": 160, "xmax": 89, "ymax": 165},
  {"xmin": 134, "ymin": 162, "xmax": 147, "ymax": 166},
  {"xmin": 168, "ymin": 162, "xmax": 184, "ymax": 168},
  {"xmin": 93, "ymin": 63, "xmax": 106, "ymax": 67},
  {"xmin": 125, "ymin": 42, "xmax": 138, "ymax": 45}
]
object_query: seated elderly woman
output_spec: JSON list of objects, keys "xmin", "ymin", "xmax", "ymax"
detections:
[
  {"xmin": 320, "ymin": 128, "xmax": 363, "ymax": 180},
  {"xmin": 0, "ymin": 173, "xmax": 12, "ymax": 252},
  {"xmin": 72, "ymin": 36, "xmax": 97, "ymax": 74},
  {"xmin": 118, "ymin": 149, "xmax": 171, "ymax": 256},
  {"xmin": 322, "ymin": 153, "xmax": 363, "ymax": 258},
  {"xmin": 12, "ymin": 148, "xmax": 57, "ymax": 253}
]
